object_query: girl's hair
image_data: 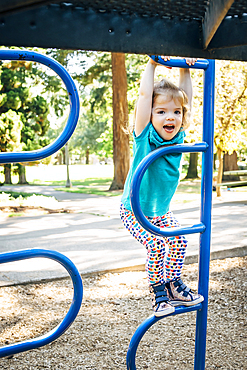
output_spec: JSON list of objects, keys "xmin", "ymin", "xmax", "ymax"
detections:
[
  {"xmin": 127, "ymin": 78, "xmax": 191, "ymax": 135},
  {"xmin": 153, "ymin": 79, "xmax": 190, "ymax": 130}
]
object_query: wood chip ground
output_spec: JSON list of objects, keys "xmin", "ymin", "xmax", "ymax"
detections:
[{"xmin": 0, "ymin": 257, "xmax": 246, "ymax": 369}]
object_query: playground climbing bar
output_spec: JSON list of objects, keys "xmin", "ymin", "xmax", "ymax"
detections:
[
  {"xmin": 128, "ymin": 58, "xmax": 215, "ymax": 370},
  {"xmin": 0, "ymin": 249, "xmax": 83, "ymax": 358},
  {"xmin": 0, "ymin": 50, "xmax": 80, "ymax": 164}
]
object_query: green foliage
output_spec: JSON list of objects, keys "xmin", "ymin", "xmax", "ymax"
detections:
[
  {"xmin": 73, "ymin": 112, "xmax": 108, "ymax": 154},
  {"xmin": 63, "ymin": 52, "xmax": 147, "ymax": 159},
  {"xmin": 0, "ymin": 60, "xmax": 51, "ymax": 155},
  {"xmin": 0, "ymin": 109, "xmax": 22, "ymax": 152},
  {"xmin": 214, "ymin": 60, "xmax": 247, "ymax": 154},
  {"xmin": 0, "ymin": 48, "xmax": 74, "ymax": 182}
]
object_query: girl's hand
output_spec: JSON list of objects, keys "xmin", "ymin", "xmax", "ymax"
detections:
[
  {"xmin": 160, "ymin": 56, "xmax": 172, "ymax": 69},
  {"xmin": 149, "ymin": 56, "xmax": 172, "ymax": 68},
  {"xmin": 160, "ymin": 56, "xmax": 171, "ymax": 62},
  {"xmin": 185, "ymin": 58, "xmax": 197, "ymax": 66}
]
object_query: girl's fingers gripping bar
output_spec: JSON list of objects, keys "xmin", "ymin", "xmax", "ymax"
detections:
[{"xmin": 149, "ymin": 55, "xmax": 209, "ymax": 70}]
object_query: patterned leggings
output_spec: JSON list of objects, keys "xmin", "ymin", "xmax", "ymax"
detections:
[{"xmin": 120, "ymin": 203, "xmax": 188, "ymax": 285}]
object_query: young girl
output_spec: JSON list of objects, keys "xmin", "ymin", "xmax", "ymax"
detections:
[{"xmin": 120, "ymin": 56, "xmax": 204, "ymax": 317}]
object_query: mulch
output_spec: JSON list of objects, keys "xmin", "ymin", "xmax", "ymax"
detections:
[{"xmin": 0, "ymin": 256, "xmax": 246, "ymax": 369}]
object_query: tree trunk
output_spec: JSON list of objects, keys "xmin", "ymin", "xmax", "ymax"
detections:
[
  {"xmin": 222, "ymin": 151, "xmax": 240, "ymax": 181},
  {"xmin": 4, "ymin": 164, "xmax": 12, "ymax": 184},
  {"xmin": 109, "ymin": 53, "xmax": 130, "ymax": 190},
  {"xmin": 213, "ymin": 152, "xmax": 217, "ymax": 171},
  {"xmin": 216, "ymin": 147, "xmax": 223, "ymax": 197},
  {"xmin": 86, "ymin": 148, "xmax": 90, "ymax": 164},
  {"xmin": 185, "ymin": 152, "xmax": 199, "ymax": 179},
  {"xmin": 18, "ymin": 164, "xmax": 29, "ymax": 184}
]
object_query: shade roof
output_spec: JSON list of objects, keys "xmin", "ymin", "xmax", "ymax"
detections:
[{"xmin": 0, "ymin": 0, "xmax": 247, "ymax": 60}]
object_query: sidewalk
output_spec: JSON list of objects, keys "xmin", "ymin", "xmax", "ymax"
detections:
[{"xmin": 0, "ymin": 185, "xmax": 246, "ymax": 286}]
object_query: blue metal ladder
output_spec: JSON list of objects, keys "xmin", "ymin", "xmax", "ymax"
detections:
[
  {"xmin": 0, "ymin": 50, "xmax": 82, "ymax": 357},
  {"xmin": 127, "ymin": 57, "xmax": 215, "ymax": 370}
]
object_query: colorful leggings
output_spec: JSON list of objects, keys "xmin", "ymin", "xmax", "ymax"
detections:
[{"xmin": 120, "ymin": 203, "xmax": 188, "ymax": 285}]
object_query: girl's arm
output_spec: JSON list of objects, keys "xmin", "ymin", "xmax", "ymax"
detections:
[
  {"xmin": 179, "ymin": 58, "xmax": 197, "ymax": 109},
  {"xmin": 135, "ymin": 59, "xmax": 157, "ymax": 136}
]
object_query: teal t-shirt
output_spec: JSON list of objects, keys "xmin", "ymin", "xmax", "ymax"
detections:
[{"xmin": 121, "ymin": 122, "xmax": 185, "ymax": 217}]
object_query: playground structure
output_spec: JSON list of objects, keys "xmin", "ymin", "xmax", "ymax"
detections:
[
  {"xmin": 127, "ymin": 56, "xmax": 215, "ymax": 370},
  {"xmin": 0, "ymin": 50, "xmax": 83, "ymax": 358},
  {"xmin": 0, "ymin": 249, "xmax": 83, "ymax": 358},
  {"xmin": 0, "ymin": 0, "xmax": 246, "ymax": 369}
]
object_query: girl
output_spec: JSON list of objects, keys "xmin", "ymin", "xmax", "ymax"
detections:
[{"xmin": 120, "ymin": 56, "xmax": 204, "ymax": 317}]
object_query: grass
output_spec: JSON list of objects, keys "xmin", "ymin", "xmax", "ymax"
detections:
[
  {"xmin": 53, "ymin": 177, "xmax": 123, "ymax": 197},
  {"xmin": 0, "ymin": 190, "xmax": 45, "ymax": 199},
  {"xmin": 177, "ymin": 178, "xmax": 201, "ymax": 194},
  {"xmin": 0, "ymin": 191, "xmax": 58, "ymax": 211}
]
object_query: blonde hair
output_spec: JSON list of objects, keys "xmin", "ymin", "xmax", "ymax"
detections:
[
  {"xmin": 153, "ymin": 79, "xmax": 190, "ymax": 130},
  {"xmin": 127, "ymin": 78, "xmax": 191, "ymax": 135}
]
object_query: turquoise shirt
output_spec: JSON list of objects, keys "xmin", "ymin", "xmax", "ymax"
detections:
[{"xmin": 121, "ymin": 122, "xmax": 185, "ymax": 217}]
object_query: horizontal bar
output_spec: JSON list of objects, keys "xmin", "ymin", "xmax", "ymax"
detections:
[
  {"xmin": 130, "ymin": 143, "xmax": 208, "ymax": 237},
  {"xmin": 149, "ymin": 55, "xmax": 209, "ymax": 70},
  {"xmin": 0, "ymin": 249, "xmax": 83, "ymax": 358},
  {"xmin": 0, "ymin": 50, "xmax": 80, "ymax": 164}
]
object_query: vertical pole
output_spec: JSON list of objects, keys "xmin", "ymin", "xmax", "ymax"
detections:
[
  {"xmin": 65, "ymin": 142, "xmax": 72, "ymax": 188},
  {"xmin": 194, "ymin": 59, "xmax": 215, "ymax": 370}
]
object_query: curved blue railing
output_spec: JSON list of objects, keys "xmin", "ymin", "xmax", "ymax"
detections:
[
  {"xmin": 126, "ymin": 304, "xmax": 202, "ymax": 370},
  {"xmin": 0, "ymin": 50, "xmax": 80, "ymax": 164},
  {"xmin": 130, "ymin": 142, "xmax": 208, "ymax": 237},
  {"xmin": 0, "ymin": 249, "xmax": 83, "ymax": 358}
]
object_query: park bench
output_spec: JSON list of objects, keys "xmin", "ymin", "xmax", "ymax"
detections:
[{"xmin": 216, "ymin": 170, "xmax": 247, "ymax": 188}]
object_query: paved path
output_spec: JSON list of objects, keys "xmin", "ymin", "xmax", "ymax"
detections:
[{"xmin": 0, "ymin": 185, "xmax": 246, "ymax": 286}]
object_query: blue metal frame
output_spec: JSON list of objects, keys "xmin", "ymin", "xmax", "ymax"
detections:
[
  {"xmin": 0, "ymin": 249, "xmax": 83, "ymax": 358},
  {"xmin": 127, "ymin": 57, "xmax": 215, "ymax": 370},
  {"xmin": 0, "ymin": 50, "xmax": 80, "ymax": 164},
  {"xmin": 130, "ymin": 142, "xmax": 208, "ymax": 237}
]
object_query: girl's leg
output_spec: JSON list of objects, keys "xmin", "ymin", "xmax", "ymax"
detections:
[
  {"xmin": 156, "ymin": 211, "xmax": 188, "ymax": 282},
  {"xmin": 120, "ymin": 203, "xmax": 166, "ymax": 285},
  {"xmin": 120, "ymin": 203, "xmax": 175, "ymax": 316},
  {"xmin": 157, "ymin": 211, "xmax": 204, "ymax": 306}
]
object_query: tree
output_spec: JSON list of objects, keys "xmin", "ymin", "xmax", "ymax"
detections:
[
  {"xmin": 214, "ymin": 61, "xmax": 247, "ymax": 196},
  {"xmin": 222, "ymin": 151, "xmax": 240, "ymax": 181},
  {"xmin": 61, "ymin": 50, "xmax": 146, "ymax": 188},
  {"xmin": 0, "ymin": 59, "xmax": 50, "ymax": 183},
  {"xmin": 110, "ymin": 53, "xmax": 130, "ymax": 190},
  {"xmin": 185, "ymin": 153, "xmax": 199, "ymax": 179},
  {"xmin": 72, "ymin": 112, "xmax": 108, "ymax": 163},
  {"xmin": 0, "ymin": 49, "xmax": 70, "ymax": 184},
  {"xmin": 0, "ymin": 110, "xmax": 22, "ymax": 183}
]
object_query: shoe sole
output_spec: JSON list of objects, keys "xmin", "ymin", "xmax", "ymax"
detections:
[
  {"xmin": 170, "ymin": 296, "xmax": 204, "ymax": 307},
  {"xmin": 154, "ymin": 306, "xmax": 175, "ymax": 317}
]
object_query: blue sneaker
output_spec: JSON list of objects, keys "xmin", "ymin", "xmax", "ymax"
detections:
[
  {"xmin": 165, "ymin": 278, "xmax": 204, "ymax": 307},
  {"xmin": 149, "ymin": 282, "xmax": 175, "ymax": 317}
]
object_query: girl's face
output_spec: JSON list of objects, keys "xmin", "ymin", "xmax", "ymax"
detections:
[{"xmin": 151, "ymin": 95, "xmax": 183, "ymax": 141}]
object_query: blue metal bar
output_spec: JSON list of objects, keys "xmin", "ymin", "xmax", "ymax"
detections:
[
  {"xmin": 149, "ymin": 56, "xmax": 209, "ymax": 70},
  {"xmin": 127, "ymin": 304, "xmax": 202, "ymax": 370},
  {"xmin": 130, "ymin": 142, "xmax": 208, "ymax": 237},
  {"xmin": 194, "ymin": 60, "xmax": 215, "ymax": 370},
  {"xmin": 128, "ymin": 56, "xmax": 215, "ymax": 370},
  {"xmin": 0, "ymin": 249, "xmax": 83, "ymax": 358},
  {"xmin": 0, "ymin": 50, "xmax": 80, "ymax": 164}
]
